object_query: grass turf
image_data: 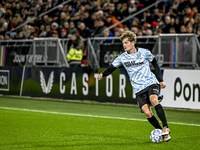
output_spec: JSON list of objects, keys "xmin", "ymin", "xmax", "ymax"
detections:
[{"xmin": 0, "ymin": 96, "xmax": 200, "ymax": 150}]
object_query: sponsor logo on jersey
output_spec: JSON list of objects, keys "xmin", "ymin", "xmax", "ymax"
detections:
[{"xmin": 124, "ymin": 61, "xmax": 144, "ymax": 67}]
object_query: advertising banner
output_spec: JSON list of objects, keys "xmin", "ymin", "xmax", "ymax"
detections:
[
  {"xmin": 2, "ymin": 66, "xmax": 199, "ymax": 109},
  {"xmin": 161, "ymin": 69, "xmax": 200, "ymax": 109},
  {"xmin": 100, "ymin": 44, "xmax": 124, "ymax": 67},
  {"xmin": 0, "ymin": 66, "xmax": 136, "ymax": 104}
]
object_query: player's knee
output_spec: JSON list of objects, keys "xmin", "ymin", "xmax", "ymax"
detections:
[
  {"xmin": 150, "ymin": 98, "xmax": 159, "ymax": 106},
  {"xmin": 143, "ymin": 110, "xmax": 153, "ymax": 118}
]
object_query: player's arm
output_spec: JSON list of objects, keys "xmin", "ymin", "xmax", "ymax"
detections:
[
  {"xmin": 151, "ymin": 58, "xmax": 166, "ymax": 88},
  {"xmin": 98, "ymin": 64, "xmax": 117, "ymax": 80}
]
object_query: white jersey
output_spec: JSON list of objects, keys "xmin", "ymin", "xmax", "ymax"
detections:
[{"xmin": 112, "ymin": 48, "xmax": 159, "ymax": 94}]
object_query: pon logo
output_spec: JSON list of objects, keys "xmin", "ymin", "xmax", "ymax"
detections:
[{"xmin": 40, "ymin": 71, "xmax": 54, "ymax": 94}]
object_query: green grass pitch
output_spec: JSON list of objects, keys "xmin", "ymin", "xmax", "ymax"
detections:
[{"xmin": 0, "ymin": 96, "xmax": 200, "ymax": 150}]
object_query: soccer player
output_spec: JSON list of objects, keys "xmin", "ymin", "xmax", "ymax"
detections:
[{"xmin": 97, "ymin": 31, "xmax": 171, "ymax": 142}]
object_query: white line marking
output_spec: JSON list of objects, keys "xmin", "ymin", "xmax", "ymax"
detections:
[{"xmin": 1, "ymin": 106, "xmax": 200, "ymax": 127}]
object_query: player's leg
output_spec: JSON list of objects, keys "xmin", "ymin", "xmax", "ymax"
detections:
[
  {"xmin": 141, "ymin": 104, "xmax": 162, "ymax": 129},
  {"xmin": 148, "ymin": 84, "xmax": 171, "ymax": 141},
  {"xmin": 148, "ymin": 84, "xmax": 169, "ymax": 129},
  {"xmin": 136, "ymin": 93, "xmax": 162, "ymax": 129},
  {"xmin": 149, "ymin": 94, "xmax": 171, "ymax": 141},
  {"xmin": 149, "ymin": 94, "xmax": 169, "ymax": 132}
]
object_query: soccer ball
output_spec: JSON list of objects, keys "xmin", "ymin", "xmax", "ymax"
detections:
[{"xmin": 150, "ymin": 129, "xmax": 163, "ymax": 143}]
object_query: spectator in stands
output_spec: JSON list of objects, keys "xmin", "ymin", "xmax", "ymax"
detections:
[
  {"xmin": 10, "ymin": 16, "xmax": 19, "ymax": 31},
  {"xmin": 38, "ymin": 24, "xmax": 47, "ymax": 38},
  {"xmin": 0, "ymin": 34, "xmax": 4, "ymax": 40},
  {"xmin": 51, "ymin": 22, "xmax": 61, "ymax": 36},
  {"xmin": 146, "ymin": 29, "xmax": 153, "ymax": 36},
  {"xmin": 16, "ymin": 31, "xmax": 26, "ymax": 39},
  {"xmin": 55, "ymin": 4, "xmax": 64, "ymax": 23},
  {"xmin": 131, "ymin": 27, "xmax": 139, "ymax": 35},
  {"xmin": 0, "ymin": 25, "xmax": 7, "ymax": 36},
  {"xmin": 69, "ymin": 21, "xmax": 78, "ymax": 35},
  {"xmin": 26, "ymin": 9, "xmax": 36, "ymax": 26},
  {"xmin": 194, "ymin": 14, "xmax": 200, "ymax": 31},
  {"xmin": 70, "ymin": 33, "xmax": 85, "ymax": 51},
  {"xmin": 45, "ymin": 25, "xmax": 52, "ymax": 37},
  {"xmin": 137, "ymin": 29, "xmax": 144, "ymax": 37},
  {"xmin": 185, "ymin": 7, "xmax": 194, "ymax": 18},
  {"xmin": 120, "ymin": 3, "xmax": 130, "ymax": 26},
  {"xmin": 141, "ymin": 9, "xmax": 154, "ymax": 25},
  {"xmin": 177, "ymin": 0, "xmax": 188, "ymax": 14},
  {"xmin": 157, "ymin": 9, "xmax": 165, "ymax": 23},
  {"xmin": 1, "ymin": 0, "xmax": 200, "ymax": 43},
  {"xmin": 108, "ymin": 3, "xmax": 119, "ymax": 19},
  {"xmin": 151, "ymin": 21, "xmax": 159, "ymax": 32},
  {"xmin": 0, "ymin": 4, "xmax": 6, "ymax": 18},
  {"xmin": 112, "ymin": 27, "xmax": 124, "ymax": 43},
  {"xmin": 154, "ymin": 29, "xmax": 163, "ymax": 35},
  {"xmin": 63, "ymin": 21, "xmax": 70, "ymax": 33},
  {"xmin": 96, "ymin": 10, "xmax": 104, "ymax": 20},
  {"xmin": 37, "ymin": 0, "xmax": 45, "ymax": 15},
  {"xmin": 169, "ymin": 27, "xmax": 176, "ymax": 33},
  {"xmin": 60, "ymin": 28, "xmax": 68, "ymax": 38},
  {"xmin": 45, "ymin": 0, "xmax": 54, "ymax": 15},
  {"xmin": 102, "ymin": 29, "xmax": 114, "ymax": 43},
  {"xmin": 171, "ymin": 0, "xmax": 180, "ymax": 10},
  {"xmin": 192, "ymin": 6, "xmax": 199, "ymax": 20},
  {"xmin": 168, "ymin": 7, "xmax": 178, "ymax": 19},
  {"xmin": 82, "ymin": 11, "xmax": 94, "ymax": 30},
  {"xmin": 5, "ymin": 5, "xmax": 12, "ymax": 20},
  {"xmin": 163, "ymin": 15, "xmax": 171, "ymax": 33},
  {"xmin": 105, "ymin": 14, "xmax": 124, "ymax": 30},
  {"xmin": 5, "ymin": 34, "xmax": 11, "ymax": 40},
  {"xmin": 132, "ymin": 18, "xmax": 140, "ymax": 28},
  {"xmin": 128, "ymin": 0, "xmax": 137, "ymax": 15},
  {"xmin": 183, "ymin": 15, "xmax": 191, "ymax": 26},
  {"xmin": 66, "ymin": 4, "xmax": 76, "ymax": 17},
  {"xmin": 186, "ymin": 0, "xmax": 200, "ymax": 10},
  {"xmin": 77, "ymin": 21, "xmax": 92, "ymax": 38},
  {"xmin": 153, "ymin": 8, "xmax": 160, "ymax": 22},
  {"xmin": 21, "ymin": 7, "xmax": 29, "ymax": 21},
  {"xmin": 22, "ymin": 25, "xmax": 31, "ymax": 39},
  {"xmin": 186, "ymin": 25, "xmax": 194, "ymax": 33},
  {"xmin": 124, "ymin": 26, "xmax": 130, "ymax": 31},
  {"xmin": 51, "ymin": 31, "xmax": 59, "ymax": 38},
  {"xmin": 145, "ymin": 29, "xmax": 156, "ymax": 43},
  {"xmin": 91, "ymin": 19, "xmax": 107, "ymax": 37},
  {"xmin": 169, "ymin": 17, "xmax": 179, "ymax": 33},
  {"xmin": 137, "ymin": 29, "xmax": 147, "ymax": 43},
  {"xmin": 180, "ymin": 25, "xmax": 187, "ymax": 33},
  {"xmin": 197, "ymin": 27, "xmax": 200, "ymax": 36},
  {"xmin": 59, "ymin": 12, "xmax": 67, "ymax": 28},
  {"xmin": 157, "ymin": 19, "xmax": 166, "ymax": 32}
]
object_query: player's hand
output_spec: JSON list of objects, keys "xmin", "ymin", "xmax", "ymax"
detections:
[
  {"xmin": 98, "ymin": 73, "xmax": 103, "ymax": 80},
  {"xmin": 160, "ymin": 82, "xmax": 166, "ymax": 89}
]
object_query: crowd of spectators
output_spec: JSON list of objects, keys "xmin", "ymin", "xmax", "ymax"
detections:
[{"xmin": 0, "ymin": 0, "xmax": 200, "ymax": 44}]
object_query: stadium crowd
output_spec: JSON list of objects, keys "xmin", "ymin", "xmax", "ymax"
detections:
[{"xmin": 0, "ymin": 0, "xmax": 200, "ymax": 42}]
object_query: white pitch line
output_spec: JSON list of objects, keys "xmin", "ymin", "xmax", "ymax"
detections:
[{"xmin": 1, "ymin": 106, "xmax": 200, "ymax": 127}]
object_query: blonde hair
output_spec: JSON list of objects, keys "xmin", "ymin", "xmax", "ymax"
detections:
[{"xmin": 120, "ymin": 31, "xmax": 136, "ymax": 42}]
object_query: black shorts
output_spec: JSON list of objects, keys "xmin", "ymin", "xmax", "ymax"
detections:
[{"xmin": 136, "ymin": 84, "xmax": 160, "ymax": 109}]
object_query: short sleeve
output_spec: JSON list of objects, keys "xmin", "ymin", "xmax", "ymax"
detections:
[
  {"xmin": 112, "ymin": 55, "xmax": 122, "ymax": 68},
  {"xmin": 145, "ymin": 49, "xmax": 155, "ymax": 62}
]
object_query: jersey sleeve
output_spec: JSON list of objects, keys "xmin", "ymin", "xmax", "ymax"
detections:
[
  {"xmin": 112, "ymin": 55, "xmax": 122, "ymax": 68},
  {"xmin": 145, "ymin": 49, "xmax": 155, "ymax": 62}
]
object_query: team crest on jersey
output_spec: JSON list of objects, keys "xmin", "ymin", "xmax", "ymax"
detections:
[{"xmin": 137, "ymin": 53, "xmax": 141, "ymax": 58}]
